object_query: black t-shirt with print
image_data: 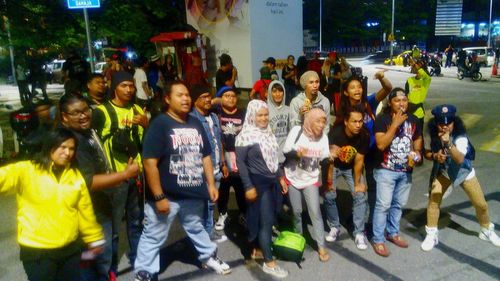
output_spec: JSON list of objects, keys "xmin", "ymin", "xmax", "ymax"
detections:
[
  {"xmin": 328, "ymin": 125, "xmax": 370, "ymax": 170},
  {"xmin": 142, "ymin": 113, "xmax": 211, "ymax": 200},
  {"xmin": 374, "ymin": 113, "xmax": 422, "ymax": 172},
  {"xmin": 218, "ymin": 108, "xmax": 245, "ymax": 152}
]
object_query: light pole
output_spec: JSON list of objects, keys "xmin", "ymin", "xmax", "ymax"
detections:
[
  {"xmin": 389, "ymin": 0, "xmax": 395, "ymax": 65},
  {"xmin": 487, "ymin": 0, "xmax": 492, "ymax": 48},
  {"xmin": 319, "ymin": 0, "xmax": 322, "ymax": 52}
]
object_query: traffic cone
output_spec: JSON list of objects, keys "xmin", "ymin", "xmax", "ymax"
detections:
[{"xmin": 492, "ymin": 63, "xmax": 498, "ymax": 77}]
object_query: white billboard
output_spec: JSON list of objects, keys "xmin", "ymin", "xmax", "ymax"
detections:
[{"xmin": 185, "ymin": 0, "xmax": 303, "ymax": 88}]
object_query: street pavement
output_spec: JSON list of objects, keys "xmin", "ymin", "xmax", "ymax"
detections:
[{"xmin": 0, "ymin": 64, "xmax": 499, "ymax": 281}]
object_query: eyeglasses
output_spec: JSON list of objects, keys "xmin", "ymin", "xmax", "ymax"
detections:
[{"xmin": 65, "ymin": 108, "xmax": 91, "ymax": 117}]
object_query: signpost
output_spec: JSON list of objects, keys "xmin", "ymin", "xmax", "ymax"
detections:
[{"xmin": 66, "ymin": 0, "xmax": 100, "ymax": 72}]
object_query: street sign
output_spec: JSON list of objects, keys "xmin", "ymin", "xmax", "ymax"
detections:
[{"xmin": 67, "ymin": 0, "xmax": 100, "ymax": 9}]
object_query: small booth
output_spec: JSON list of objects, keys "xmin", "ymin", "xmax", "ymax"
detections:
[{"xmin": 150, "ymin": 31, "xmax": 208, "ymax": 87}]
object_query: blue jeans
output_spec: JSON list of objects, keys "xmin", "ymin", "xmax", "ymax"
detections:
[
  {"xmin": 81, "ymin": 218, "xmax": 112, "ymax": 281},
  {"xmin": 372, "ymin": 168, "xmax": 412, "ymax": 243},
  {"xmin": 134, "ymin": 199, "xmax": 217, "ymax": 275},
  {"xmin": 324, "ymin": 168, "xmax": 368, "ymax": 235},
  {"xmin": 204, "ymin": 179, "xmax": 221, "ymax": 236},
  {"xmin": 289, "ymin": 184, "xmax": 326, "ymax": 248},
  {"xmin": 111, "ymin": 180, "xmax": 144, "ymax": 272},
  {"xmin": 246, "ymin": 174, "xmax": 277, "ymax": 262}
]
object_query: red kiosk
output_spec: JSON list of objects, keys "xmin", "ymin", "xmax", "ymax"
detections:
[{"xmin": 150, "ymin": 31, "xmax": 208, "ymax": 87}]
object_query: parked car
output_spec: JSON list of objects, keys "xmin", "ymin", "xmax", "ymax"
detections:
[
  {"xmin": 384, "ymin": 50, "xmax": 412, "ymax": 66},
  {"xmin": 364, "ymin": 50, "xmax": 391, "ymax": 64},
  {"xmin": 45, "ymin": 59, "xmax": 65, "ymax": 84},
  {"xmin": 462, "ymin": 47, "xmax": 494, "ymax": 67}
]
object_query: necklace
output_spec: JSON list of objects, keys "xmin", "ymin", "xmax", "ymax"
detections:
[{"xmin": 166, "ymin": 111, "xmax": 186, "ymax": 123}]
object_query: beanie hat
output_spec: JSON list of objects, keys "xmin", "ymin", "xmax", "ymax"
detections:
[
  {"xmin": 190, "ymin": 84, "xmax": 211, "ymax": 102},
  {"xmin": 111, "ymin": 71, "xmax": 134, "ymax": 91},
  {"xmin": 300, "ymin": 70, "xmax": 319, "ymax": 89},
  {"xmin": 216, "ymin": 86, "xmax": 235, "ymax": 98}
]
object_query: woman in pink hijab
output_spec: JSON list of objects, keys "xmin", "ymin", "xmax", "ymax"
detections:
[{"xmin": 282, "ymin": 107, "xmax": 331, "ymax": 262}]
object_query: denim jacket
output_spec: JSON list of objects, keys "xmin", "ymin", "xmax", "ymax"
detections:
[
  {"xmin": 189, "ymin": 109, "xmax": 223, "ymax": 180},
  {"xmin": 431, "ymin": 134, "xmax": 474, "ymax": 187}
]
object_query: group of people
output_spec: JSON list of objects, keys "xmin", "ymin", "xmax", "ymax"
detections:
[{"xmin": 1, "ymin": 49, "xmax": 499, "ymax": 281}]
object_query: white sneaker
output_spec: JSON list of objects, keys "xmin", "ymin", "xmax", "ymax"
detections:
[
  {"xmin": 215, "ymin": 213, "xmax": 228, "ymax": 231},
  {"xmin": 325, "ymin": 227, "xmax": 340, "ymax": 242},
  {"xmin": 479, "ymin": 223, "xmax": 500, "ymax": 247},
  {"xmin": 262, "ymin": 263, "xmax": 288, "ymax": 279},
  {"xmin": 421, "ymin": 226, "xmax": 439, "ymax": 251},
  {"xmin": 204, "ymin": 256, "xmax": 232, "ymax": 275},
  {"xmin": 210, "ymin": 232, "xmax": 228, "ymax": 243},
  {"xmin": 354, "ymin": 233, "xmax": 368, "ymax": 250}
]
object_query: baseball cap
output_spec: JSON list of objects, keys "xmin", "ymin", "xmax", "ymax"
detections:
[
  {"xmin": 262, "ymin": 57, "xmax": 276, "ymax": 65},
  {"xmin": 432, "ymin": 104, "xmax": 456, "ymax": 125}
]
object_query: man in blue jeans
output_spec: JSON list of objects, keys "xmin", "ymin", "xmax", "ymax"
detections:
[
  {"xmin": 189, "ymin": 85, "xmax": 228, "ymax": 243},
  {"xmin": 371, "ymin": 87, "xmax": 422, "ymax": 257},
  {"xmin": 324, "ymin": 106, "xmax": 370, "ymax": 250},
  {"xmin": 134, "ymin": 81, "xmax": 231, "ymax": 281}
]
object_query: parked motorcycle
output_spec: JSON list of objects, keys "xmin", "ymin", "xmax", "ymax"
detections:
[{"xmin": 457, "ymin": 61, "xmax": 482, "ymax": 81}]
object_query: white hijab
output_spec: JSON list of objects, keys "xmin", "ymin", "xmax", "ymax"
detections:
[{"xmin": 235, "ymin": 100, "xmax": 279, "ymax": 173}]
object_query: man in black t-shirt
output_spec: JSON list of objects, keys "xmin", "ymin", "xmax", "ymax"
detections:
[
  {"xmin": 134, "ymin": 81, "xmax": 232, "ymax": 280},
  {"xmin": 214, "ymin": 86, "xmax": 246, "ymax": 231},
  {"xmin": 371, "ymin": 87, "xmax": 422, "ymax": 257},
  {"xmin": 215, "ymin": 54, "xmax": 237, "ymax": 91},
  {"xmin": 324, "ymin": 106, "xmax": 370, "ymax": 250}
]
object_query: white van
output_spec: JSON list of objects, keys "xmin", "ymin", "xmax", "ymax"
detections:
[{"xmin": 463, "ymin": 47, "xmax": 495, "ymax": 67}]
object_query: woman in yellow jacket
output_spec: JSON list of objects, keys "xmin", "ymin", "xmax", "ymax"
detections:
[{"xmin": 0, "ymin": 128, "xmax": 104, "ymax": 281}]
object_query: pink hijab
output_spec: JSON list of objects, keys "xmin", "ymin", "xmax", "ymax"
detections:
[{"xmin": 302, "ymin": 108, "xmax": 327, "ymax": 141}]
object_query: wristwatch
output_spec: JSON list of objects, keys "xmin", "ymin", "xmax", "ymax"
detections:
[{"xmin": 153, "ymin": 193, "xmax": 166, "ymax": 202}]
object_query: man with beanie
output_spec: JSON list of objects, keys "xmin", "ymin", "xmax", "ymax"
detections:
[
  {"xmin": 214, "ymin": 86, "xmax": 247, "ymax": 231},
  {"xmin": 289, "ymin": 70, "xmax": 331, "ymax": 135},
  {"xmin": 189, "ymin": 85, "xmax": 228, "ymax": 243},
  {"xmin": 371, "ymin": 87, "xmax": 422, "ymax": 257},
  {"xmin": 92, "ymin": 71, "xmax": 148, "ymax": 277}
]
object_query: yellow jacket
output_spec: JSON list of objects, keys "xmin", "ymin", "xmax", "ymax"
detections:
[
  {"xmin": 0, "ymin": 161, "xmax": 104, "ymax": 249},
  {"xmin": 407, "ymin": 68, "xmax": 432, "ymax": 119}
]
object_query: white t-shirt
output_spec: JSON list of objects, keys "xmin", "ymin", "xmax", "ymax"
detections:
[
  {"xmin": 283, "ymin": 126, "xmax": 330, "ymax": 189},
  {"xmin": 446, "ymin": 136, "xmax": 475, "ymax": 180},
  {"xmin": 134, "ymin": 68, "xmax": 149, "ymax": 100}
]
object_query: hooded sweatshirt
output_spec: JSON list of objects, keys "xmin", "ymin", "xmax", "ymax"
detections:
[
  {"xmin": 267, "ymin": 80, "xmax": 291, "ymax": 163},
  {"xmin": 289, "ymin": 91, "xmax": 331, "ymax": 135}
]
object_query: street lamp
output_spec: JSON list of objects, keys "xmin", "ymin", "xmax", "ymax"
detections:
[
  {"xmin": 319, "ymin": 0, "xmax": 322, "ymax": 52},
  {"xmin": 487, "ymin": 0, "xmax": 492, "ymax": 48}
]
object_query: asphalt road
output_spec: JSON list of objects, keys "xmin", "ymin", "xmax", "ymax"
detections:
[{"xmin": 0, "ymin": 64, "xmax": 499, "ymax": 281}]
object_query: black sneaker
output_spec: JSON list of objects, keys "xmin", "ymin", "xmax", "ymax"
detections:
[{"xmin": 134, "ymin": 270, "xmax": 153, "ymax": 281}]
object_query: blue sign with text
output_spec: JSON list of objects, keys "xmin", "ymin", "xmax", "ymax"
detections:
[{"xmin": 67, "ymin": 0, "xmax": 100, "ymax": 9}]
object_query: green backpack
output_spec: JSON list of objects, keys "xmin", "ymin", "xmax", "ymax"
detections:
[{"xmin": 273, "ymin": 231, "xmax": 306, "ymax": 263}]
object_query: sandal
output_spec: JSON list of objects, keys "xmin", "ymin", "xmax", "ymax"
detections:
[
  {"xmin": 318, "ymin": 247, "xmax": 330, "ymax": 262},
  {"xmin": 251, "ymin": 249, "xmax": 264, "ymax": 260}
]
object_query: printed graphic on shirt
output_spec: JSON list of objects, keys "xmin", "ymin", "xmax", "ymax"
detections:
[
  {"xmin": 338, "ymin": 145, "xmax": 357, "ymax": 164},
  {"xmin": 296, "ymin": 146, "xmax": 323, "ymax": 172},
  {"xmin": 270, "ymin": 114, "xmax": 288, "ymax": 140},
  {"xmin": 169, "ymin": 128, "xmax": 205, "ymax": 187},
  {"xmin": 221, "ymin": 116, "xmax": 243, "ymax": 137},
  {"xmin": 382, "ymin": 121, "xmax": 415, "ymax": 171}
]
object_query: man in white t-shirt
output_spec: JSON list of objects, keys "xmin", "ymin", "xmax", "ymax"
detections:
[{"xmin": 134, "ymin": 58, "xmax": 152, "ymax": 108}]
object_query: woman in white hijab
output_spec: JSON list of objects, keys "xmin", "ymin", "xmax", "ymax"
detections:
[{"xmin": 236, "ymin": 100, "xmax": 288, "ymax": 279}]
